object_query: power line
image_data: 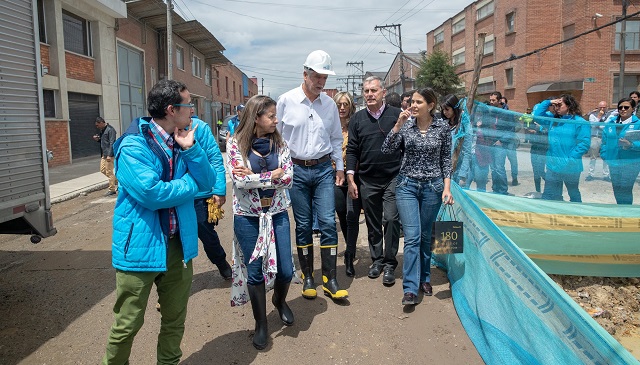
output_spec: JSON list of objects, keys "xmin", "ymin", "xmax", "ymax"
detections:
[{"xmin": 457, "ymin": 8, "xmax": 640, "ymax": 75}]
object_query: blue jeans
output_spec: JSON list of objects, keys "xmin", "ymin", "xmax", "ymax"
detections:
[
  {"xmin": 234, "ymin": 211, "xmax": 294, "ymax": 285},
  {"xmin": 194, "ymin": 198, "xmax": 227, "ymax": 266},
  {"xmin": 289, "ymin": 160, "xmax": 338, "ymax": 246},
  {"xmin": 542, "ymin": 169, "xmax": 582, "ymax": 202},
  {"xmin": 395, "ymin": 175, "xmax": 443, "ymax": 296},
  {"xmin": 473, "ymin": 155, "xmax": 489, "ymax": 192},
  {"xmin": 609, "ymin": 164, "xmax": 640, "ymax": 205},
  {"xmin": 490, "ymin": 144, "xmax": 509, "ymax": 194},
  {"xmin": 506, "ymin": 144, "xmax": 518, "ymax": 180},
  {"xmin": 531, "ymin": 152, "xmax": 546, "ymax": 193}
]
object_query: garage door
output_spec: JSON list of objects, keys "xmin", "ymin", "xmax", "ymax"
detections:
[{"xmin": 68, "ymin": 92, "xmax": 100, "ymax": 159}]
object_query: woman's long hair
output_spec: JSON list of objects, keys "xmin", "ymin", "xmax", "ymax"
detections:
[
  {"xmin": 560, "ymin": 94, "xmax": 582, "ymax": 117},
  {"xmin": 233, "ymin": 95, "xmax": 284, "ymax": 159},
  {"xmin": 441, "ymin": 94, "xmax": 461, "ymax": 126},
  {"xmin": 333, "ymin": 91, "xmax": 356, "ymax": 120}
]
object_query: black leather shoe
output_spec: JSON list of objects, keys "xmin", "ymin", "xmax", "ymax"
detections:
[
  {"xmin": 368, "ymin": 264, "xmax": 382, "ymax": 279},
  {"xmin": 217, "ymin": 261, "xmax": 233, "ymax": 280},
  {"xmin": 402, "ymin": 292, "xmax": 417, "ymax": 305},
  {"xmin": 382, "ymin": 267, "xmax": 395, "ymax": 286},
  {"xmin": 344, "ymin": 252, "xmax": 355, "ymax": 277},
  {"xmin": 421, "ymin": 282, "xmax": 433, "ymax": 296}
]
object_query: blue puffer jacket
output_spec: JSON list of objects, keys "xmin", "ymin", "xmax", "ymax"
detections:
[
  {"xmin": 533, "ymin": 100, "xmax": 590, "ymax": 173},
  {"xmin": 601, "ymin": 114, "xmax": 640, "ymax": 167},
  {"xmin": 111, "ymin": 117, "xmax": 213, "ymax": 271},
  {"xmin": 191, "ymin": 117, "xmax": 225, "ymax": 198}
]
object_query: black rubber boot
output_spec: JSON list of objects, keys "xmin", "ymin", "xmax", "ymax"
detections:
[
  {"xmin": 321, "ymin": 246, "xmax": 348, "ymax": 299},
  {"xmin": 296, "ymin": 245, "xmax": 316, "ymax": 299},
  {"xmin": 344, "ymin": 252, "xmax": 355, "ymax": 277},
  {"xmin": 272, "ymin": 281, "xmax": 294, "ymax": 326},
  {"xmin": 247, "ymin": 282, "xmax": 268, "ymax": 350}
]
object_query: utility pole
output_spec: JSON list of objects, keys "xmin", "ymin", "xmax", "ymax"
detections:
[
  {"xmin": 166, "ymin": 0, "xmax": 173, "ymax": 79},
  {"xmin": 374, "ymin": 24, "xmax": 405, "ymax": 92},
  {"xmin": 619, "ymin": 0, "xmax": 628, "ymax": 100},
  {"xmin": 346, "ymin": 61, "xmax": 364, "ymax": 105}
]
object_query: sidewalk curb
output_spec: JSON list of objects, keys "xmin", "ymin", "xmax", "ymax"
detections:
[{"xmin": 51, "ymin": 181, "xmax": 109, "ymax": 205}]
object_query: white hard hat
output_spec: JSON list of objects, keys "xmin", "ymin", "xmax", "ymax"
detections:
[{"xmin": 303, "ymin": 50, "xmax": 335, "ymax": 75}]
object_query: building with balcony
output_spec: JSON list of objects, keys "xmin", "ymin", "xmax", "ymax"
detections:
[{"xmin": 426, "ymin": 0, "xmax": 640, "ymax": 113}]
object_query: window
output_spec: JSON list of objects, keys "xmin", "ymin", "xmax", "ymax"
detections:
[
  {"xmin": 452, "ymin": 18, "xmax": 465, "ymax": 34},
  {"xmin": 225, "ymin": 76, "xmax": 229, "ymax": 98},
  {"xmin": 37, "ymin": 0, "xmax": 46, "ymax": 43},
  {"xmin": 563, "ymin": 24, "xmax": 575, "ymax": 47},
  {"xmin": 484, "ymin": 38, "xmax": 495, "ymax": 55},
  {"xmin": 506, "ymin": 12, "xmax": 516, "ymax": 33},
  {"xmin": 62, "ymin": 10, "xmax": 92, "ymax": 56},
  {"xmin": 505, "ymin": 68, "xmax": 514, "ymax": 87},
  {"xmin": 478, "ymin": 81, "xmax": 495, "ymax": 94},
  {"xmin": 452, "ymin": 49, "xmax": 465, "ymax": 66},
  {"xmin": 477, "ymin": 1, "xmax": 494, "ymax": 20},
  {"xmin": 233, "ymin": 81, "xmax": 236, "ymax": 99},
  {"xmin": 615, "ymin": 20, "xmax": 640, "ymax": 51},
  {"xmin": 434, "ymin": 30, "xmax": 444, "ymax": 44},
  {"xmin": 205, "ymin": 67, "xmax": 211, "ymax": 86},
  {"xmin": 176, "ymin": 46, "xmax": 184, "ymax": 70},
  {"xmin": 613, "ymin": 74, "xmax": 640, "ymax": 102},
  {"xmin": 192, "ymin": 56, "xmax": 201, "ymax": 78},
  {"xmin": 43, "ymin": 89, "xmax": 55, "ymax": 118},
  {"xmin": 216, "ymin": 70, "xmax": 220, "ymax": 95}
]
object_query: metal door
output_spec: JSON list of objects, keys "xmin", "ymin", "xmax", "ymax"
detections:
[
  {"xmin": 68, "ymin": 92, "xmax": 99, "ymax": 159},
  {"xmin": 117, "ymin": 42, "xmax": 144, "ymax": 131}
]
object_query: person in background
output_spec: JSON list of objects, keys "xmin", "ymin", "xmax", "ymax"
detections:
[
  {"xmin": 227, "ymin": 104, "xmax": 245, "ymax": 138},
  {"xmin": 523, "ymin": 110, "xmax": 549, "ymax": 195},
  {"xmin": 190, "ymin": 112, "xmax": 232, "ymax": 280},
  {"xmin": 401, "ymin": 91, "xmax": 413, "ymax": 111},
  {"xmin": 385, "ymin": 92, "xmax": 402, "ymax": 109},
  {"xmin": 276, "ymin": 50, "xmax": 348, "ymax": 300},
  {"xmin": 440, "ymin": 94, "xmax": 472, "ymax": 187},
  {"xmin": 333, "ymin": 91, "xmax": 361, "ymax": 277},
  {"xmin": 629, "ymin": 91, "xmax": 640, "ymax": 118},
  {"xmin": 346, "ymin": 76, "xmax": 401, "ymax": 287},
  {"xmin": 533, "ymin": 95, "xmax": 590, "ymax": 202},
  {"xmin": 227, "ymin": 95, "xmax": 295, "ymax": 350},
  {"xmin": 485, "ymin": 91, "xmax": 515, "ymax": 194},
  {"xmin": 601, "ymin": 97, "xmax": 640, "ymax": 204},
  {"xmin": 500, "ymin": 96, "xmax": 509, "ymax": 110},
  {"xmin": 471, "ymin": 114, "xmax": 492, "ymax": 192},
  {"xmin": 102, "ymin": 80, "xmax": 213, "ymax": 364},
  {"xmin": 382, "ymin": 87, "xmax": 453, "ymax": 305},
  {"xmin": 93, "ymin": 117, "xmax": 118, "ymax": 196},
  {"xmin": 585, "ymin": 101, "xmax": 610, "ymax": 182}
]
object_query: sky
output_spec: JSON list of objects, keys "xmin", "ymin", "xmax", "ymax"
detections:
[{"xmin": 174, "ymin": 0, "xmax": 476, "ymax": 98}]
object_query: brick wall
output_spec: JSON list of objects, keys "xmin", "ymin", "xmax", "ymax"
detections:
[
  {"xmin": 40, "ymin": 43, "xmax": 50, "ymax": 70},
  {"xmin": 65, "ymin": 52, "xmax": 95, "ymax": 83},
  {"xmin": 45, "ymin": 120, "xmax": 70, "ymax": 167}
]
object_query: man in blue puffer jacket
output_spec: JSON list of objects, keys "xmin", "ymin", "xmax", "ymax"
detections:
[
  {"xmin": 190, "ymin": 114, "xmax": 232, "ymax": 279},
  {"xmin": 102, "ymin": 80, "xmax": 215, "ymax": 365}
]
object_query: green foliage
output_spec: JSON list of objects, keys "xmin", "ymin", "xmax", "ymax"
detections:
[{"xmin": 415, "ymin": 50, "xmax": 462, "ymax": 97}]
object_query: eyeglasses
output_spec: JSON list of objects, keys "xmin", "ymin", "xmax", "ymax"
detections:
[
  {"xmin": 258, "ymin": 157, "xmax": 267, "ymax": 173},
  {"xmin": 337, "ymin": 102, "xmax": 350, "ymax": 108},
  {"xmin": 618, "ymin": 105, "xmax": 632, "ymax": 110},
  {"xmin": 173, "ymin": 103, "xmax": 195, "ymax": 108}
]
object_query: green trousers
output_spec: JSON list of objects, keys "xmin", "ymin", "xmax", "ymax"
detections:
[{"xmin": 102, "ymin": 236, "xmax": 193, "ymax": 365}]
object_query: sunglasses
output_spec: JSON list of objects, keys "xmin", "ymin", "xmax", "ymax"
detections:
[
  {"xmin": 258, "ymin": 157, "xmax": 267, "ymax": 173},
  {"xmin": 618, "ymin": 105, "xmax": 632, "ymax": 110},
  {"xmin": 337, "ymin": 102, "xmax": 350, "ymax": 108}
]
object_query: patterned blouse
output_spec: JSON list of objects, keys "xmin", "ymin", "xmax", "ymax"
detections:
[
  {"xmin": 226, "ymin": 137, "xmax": 295, "ymax": 307},
  {"xmin": 381, "ymin": 117, "xmax": 452, "ymax": 181}
]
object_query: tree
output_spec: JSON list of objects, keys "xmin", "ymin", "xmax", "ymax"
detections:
[{"xmin": 415, "ymin": 50, "xmax": 462, "ymax": 97}]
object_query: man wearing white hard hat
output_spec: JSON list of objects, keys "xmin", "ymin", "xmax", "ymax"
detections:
[{"xmin": 276, "ymin": 50, "xmax": 348, "ymax": 301}]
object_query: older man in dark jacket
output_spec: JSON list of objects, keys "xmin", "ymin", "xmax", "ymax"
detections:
[{"xmin": 93, "ymin": 117, "xmax": 118, "ymax": 196}]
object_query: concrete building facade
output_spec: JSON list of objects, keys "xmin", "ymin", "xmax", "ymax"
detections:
[{"xmin": 426, "ymin": 0, "xmax": 640, "ymax": 113}]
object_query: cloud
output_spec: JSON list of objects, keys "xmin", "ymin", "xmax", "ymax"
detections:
[{"xmin": 181, "ymin": 0, "xmax": 475, "ymax": 97}]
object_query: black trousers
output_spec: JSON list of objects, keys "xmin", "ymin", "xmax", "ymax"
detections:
[
  {"xmin": 334, "ymin": 182, "xmax": 362, "ymax": 257},
  {"xmin": 358, "ymin": 176, "xmax": 400, "ymax": 270}
]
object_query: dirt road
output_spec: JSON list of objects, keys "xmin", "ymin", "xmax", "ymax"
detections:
[{"xmin": 0, "ymin": 189, "xmax": 482, "ymax": 365}]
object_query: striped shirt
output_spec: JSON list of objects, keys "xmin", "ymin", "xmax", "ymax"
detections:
[{"xmin": 149, "ymin": 119, "xmax": 178, "ymax": 236}]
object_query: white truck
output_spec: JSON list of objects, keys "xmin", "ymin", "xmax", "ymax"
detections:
[{"xmin": 0, "ymin": 0, "xmax": 57, "ymax": 242}]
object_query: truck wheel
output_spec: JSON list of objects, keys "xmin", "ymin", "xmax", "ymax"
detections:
[{"xmin": 30, "ymin": 235, "xmax": 42, "ymax": 244}]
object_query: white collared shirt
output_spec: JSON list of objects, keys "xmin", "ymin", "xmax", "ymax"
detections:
[{"xmin": 276, "ymin": 85, "xmax": 344, "ymax": 171}]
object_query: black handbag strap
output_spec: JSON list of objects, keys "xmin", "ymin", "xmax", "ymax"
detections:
[{"xmin": 436, "ymin": 204, "xmax": 457, "ymax": 222}]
